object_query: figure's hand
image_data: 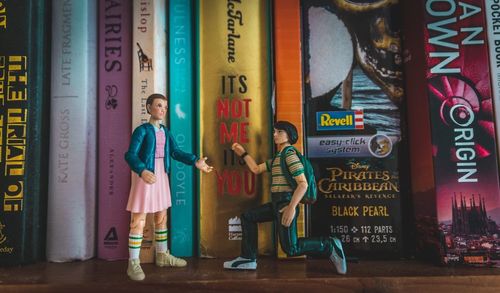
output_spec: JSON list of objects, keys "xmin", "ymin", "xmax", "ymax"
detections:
[
  {"xmin": 140, "ymin": 170, "xmax": 156, "ymax": 184},
  {"xmin": 231, "ymin": 143, "xmax": 246, "ymax": 157},
  {"xmin": 279, "ymin": 204, "xmax": 296, "ymax": 227},
  {"xmin": 196, "ymin": 157, "xmax": 214, "ymax": 173}
]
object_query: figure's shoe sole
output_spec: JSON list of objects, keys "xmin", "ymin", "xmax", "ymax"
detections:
[{"xmin": 223, "ymin": 258, "xmax": 257, "ymax": 270}]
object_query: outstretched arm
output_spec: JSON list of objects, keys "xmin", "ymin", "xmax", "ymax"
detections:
[
  {"xmin": 168, "ymin": 131, "xmax": 213, "ymax": 173},
  {"xmin": 195, "ymin": 157, "xmax": 214, "ymax": 173},
  {"xmin": 168, "ymin": 131, "xmax": 199, "ymax": 165},
  {"xmin": 231, "ymin": 143, "xmax": 267, "ymax": 174}
]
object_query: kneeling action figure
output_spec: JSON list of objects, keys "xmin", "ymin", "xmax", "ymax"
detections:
[
  {"xmin": 223, "ymin": 121, "xmax": 347, "ymax": 274},
  {"xmin": 125, "ymin": 93, "xmax": 213, "ymax": 281}
]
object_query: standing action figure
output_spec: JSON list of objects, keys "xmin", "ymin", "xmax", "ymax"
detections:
[
  {"xmin": 125, "ymin": 93, "xmax": 213, "ymax": 281},
  {"xmin": 223, "ymin": 121, "xmax": 347, "ymax": 274}
]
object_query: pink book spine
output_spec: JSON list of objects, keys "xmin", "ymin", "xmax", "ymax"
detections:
[
  {"xmin": 421, "ymin": 1, "xmax": 500, "ymax": 264},
  {"xmin": 97, "ymin": 0, "xmax": 132, "ymax": 260},
  {"xmin": 423, "ymin": 1, "xmax": 500, "ymax": 221}
]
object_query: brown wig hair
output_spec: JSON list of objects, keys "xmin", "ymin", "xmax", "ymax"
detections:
[{"xmin": 146, "ymin": 93, "xmax": 168, "ymax": 114}]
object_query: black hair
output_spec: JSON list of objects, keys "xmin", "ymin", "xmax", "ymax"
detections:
[{"xmin": 274, "ymin": 121, "xmax": 298, "ymax": 145}]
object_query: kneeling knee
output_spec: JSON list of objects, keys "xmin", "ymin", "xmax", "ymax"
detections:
[
  {"xmin": 282, "ymin": 245, "xmax": 299, "ymax": 257},
  {"xmin": 241, "ymin": 211, "xmax": 252, "ymax": 222}
]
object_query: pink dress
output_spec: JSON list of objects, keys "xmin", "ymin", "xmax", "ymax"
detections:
[{"xmin": 126, "ymin": 128, "xmax": 172, "ymax": 213}]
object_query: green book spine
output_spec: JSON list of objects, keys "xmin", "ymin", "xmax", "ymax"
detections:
[{"xmin": 0, "ymin": 0, "xmax": 50, "ymax": 265}]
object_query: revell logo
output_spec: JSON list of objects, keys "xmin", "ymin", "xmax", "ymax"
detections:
[{"xmin": 317, "ymin": 110, "xmax": 364, "ymax": 131}]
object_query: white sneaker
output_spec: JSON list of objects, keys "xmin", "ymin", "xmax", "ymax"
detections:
[
  {"xmin": 329, "ymin": 237, "xmax": 347, "ymax": 274},
  {"xmin": 223, "ymin": 256, "xmax": 257, "ymax": 270},
  {"xmin": 127, "ymin": 258, "xmax": 145, "ymax": 281},
  {"xmin": 156, "ymin": 251, "xmax": 187, "ymax": 267}
]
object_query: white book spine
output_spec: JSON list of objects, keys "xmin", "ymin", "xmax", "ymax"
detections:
[
  {"xmin": 132, "ymin": 0, "xmax": 166, "ymax": 128},
  {"xmin": 485, "ymin": 0, "xmax": 500, "ymax": 167},
  {"xmin": 46, "ymin": 0, "xmax": 97, "ymax": 262}
]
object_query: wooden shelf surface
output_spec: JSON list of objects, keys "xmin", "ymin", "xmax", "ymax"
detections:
[{"xmin": 1, "ymin": 257, "xmax": 500, "ymax": 292}]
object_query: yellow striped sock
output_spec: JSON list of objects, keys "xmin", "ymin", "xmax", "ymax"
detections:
[
  {"xmin": 128, "ymin": 234, "xmax": 142, "ymax": 259},
  {"xmin": 155, "ymin": 229, "xmax": 168, "ymax": 252}
]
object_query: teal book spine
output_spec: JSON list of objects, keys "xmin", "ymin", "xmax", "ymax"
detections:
[
  {"xmin": 169, "ymin": 0, "xmax": 196, "ymax": 257},
  {"xmin": 0, "ymin": 0, "xmax": 51, "ymax": 265}
]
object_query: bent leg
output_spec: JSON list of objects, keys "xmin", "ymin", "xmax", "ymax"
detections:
[
  {"xmin": 240, "ymin": 202, "xmax": 274, "ymax": 259},
  {"xmin": 275, "ymin": 202, "xmax": 331, "ymax": 258}
]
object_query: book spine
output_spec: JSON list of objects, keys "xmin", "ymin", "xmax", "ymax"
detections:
[
  {"xmin": 197, "ymin": 0, "xmax": 274, "ymax": 257},
  {"xmin": 402, "ymin": 0, "xmax": 439, "ymax": 261},
  {"xmin": 131, "ymin": 0, "xmax": 167, "ymax": 263},
  {"xmin": 97, "ymin": 0, "xmax": 132, "ymax": 261},
  {"xmin": 46, "ymin": 0, "xmax": 97, "ymax": 262},
  {"xmin": 169, "ymin": 0, "xmax": 196, "ymax": 257},
  {"xmin": 421, "ymin": 0, "xmax": 500, "ymax": 265},
  {"xmin": 132, "ymin": 0, "xmax": 166, "ymax": 127},
  {"xmin": 273, "ymin": 0, "xmax": 306, "ymax": 259},
  {"xmin": 302, "ymin": 0, "xmax": 405, "ymax": 257},
  {"xmin": 486, "ymin": 1, "xmax": 500, "ymax": 170},
  {"xmin": 0, "ymin": 0, "xmax": 50, "ymax": 265}
]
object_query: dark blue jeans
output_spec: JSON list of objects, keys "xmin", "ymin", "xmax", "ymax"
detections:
[{"xmin": 240, "ymin": 192, "xmax": 332, "ymax": 259}]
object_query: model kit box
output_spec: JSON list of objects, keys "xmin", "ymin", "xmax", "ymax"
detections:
[{"xmin": 301, "ymin": 0, "xmax": 406, "ymax": 257}]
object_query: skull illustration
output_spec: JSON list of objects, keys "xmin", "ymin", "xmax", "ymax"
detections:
[{"xmin": 330, "ymin": 0, "xmax": 404, "ymax": 104}]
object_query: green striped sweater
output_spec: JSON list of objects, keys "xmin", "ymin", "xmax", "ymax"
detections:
[{"xmin": 266, "ymin": 148, "xmax": 304, "ymax": 193}]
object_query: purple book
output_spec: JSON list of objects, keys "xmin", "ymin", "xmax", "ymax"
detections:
[{"xmin": 97, "ymin": 0, "xmax": 132, "ymax": 260}]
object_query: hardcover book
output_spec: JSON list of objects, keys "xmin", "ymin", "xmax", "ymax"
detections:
[
  {"xmin": 46, "ymin": 0, "xmax": 98, "ymax": 262},
  {"xmin": 273, "ymin": 0, "xmax": 306, "ymax": 259},
  {"xmin": 97, "ymin": 0, "xmax": 132, "ymax": 261},
  {"xmin": 0, "ymin": 0, "xmax": 50, "ymax": 265},
  {"xmin": 169, "ymin": 0, "xmax": 197, "ymax": 257},
  {"xmin": 403, "ymin": 0, "xmax": 500, "ymax": 266},
  {"xmin": 486, "ymin": 1, "xmax": 500, "ymax": 169},
  {"xmin": 197, "ymin": 0, "xmax": 274, "ymax": 257}
]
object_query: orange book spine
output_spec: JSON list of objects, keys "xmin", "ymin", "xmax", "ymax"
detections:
[{"xmin": 273, "ymin": 0, "xmax": 306, "ymax": 259}]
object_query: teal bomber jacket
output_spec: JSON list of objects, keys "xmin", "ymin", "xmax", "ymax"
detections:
[{"xmin": 125, "ymin": 123, "xmax": 198, "ymax": 176}]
